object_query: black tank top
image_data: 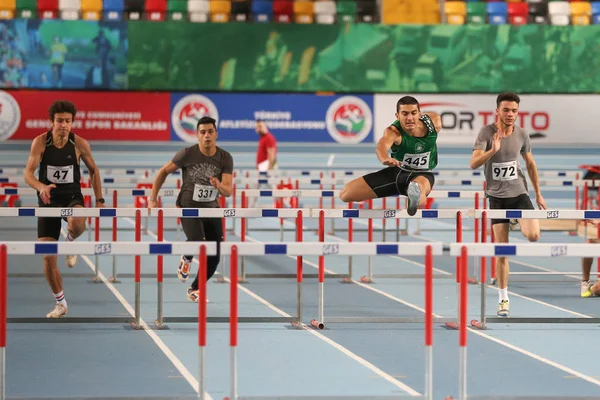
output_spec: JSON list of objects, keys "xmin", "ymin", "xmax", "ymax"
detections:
[{"xmin": 38, "ymin": 131, "xmax": 81, "ymax": 196}]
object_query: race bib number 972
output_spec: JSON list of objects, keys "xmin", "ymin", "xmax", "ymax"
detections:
[
  {"xmin": 193, "ymin": 184, "xmax": 217, "ymax": 202},
  {"xmin": 492, "ymin": 161, "xmax": 518, "ymax": 181},
  {"xmin": 402, "ymin": 152, "xmax": 430, "ymax": 170},
  {"xmin": 47, "ymin": 165, "xmax": 74, "ymax": 184}
]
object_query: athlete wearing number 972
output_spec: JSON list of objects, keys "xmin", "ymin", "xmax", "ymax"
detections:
[
  {"xmin": 339, "ymin": 96, "xmax": 442, "ymax": 216},
  {"xmin": 149, "ymin": 116, "xmax": 233, "ymax": 303},
  {"xmin": 470, "ymin": 92, "xmax": 546, "ymax": 318},
  {"xmin": 24, "ymin": 100, "xmax": 105, "ymax": 319}
]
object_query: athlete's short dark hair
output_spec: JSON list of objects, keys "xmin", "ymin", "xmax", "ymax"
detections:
[
  {"xmin": 496, "ymin": 92, "xmax": 520, "ymax": 108},
  {"xmin": 48, "ymin": 100, "xmax": 77, "ymax": 121},
  {"xmin": 396, "ymin": 96, "xmax": 420, "ymax": 112},
  {"xmin": 196, "ymin": 116, "xmax": 217, "ymax": 130}
]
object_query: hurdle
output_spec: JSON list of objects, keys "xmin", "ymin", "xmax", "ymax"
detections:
[
  {"xmin": 449, "ymin": 237, "xmax": 600, "ymax": 329},
  {"xmin": 311, "ymin": 208, "xmax": 472, "ymax": 285},
  {"xmin": 230, "ymin": 168, "xmax": 582, "ymax": 179}
]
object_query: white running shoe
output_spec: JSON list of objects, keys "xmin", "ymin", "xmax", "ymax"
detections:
[
  {"xmin": 406, "ymin": 182, "xmax": 421, "ymax": 217},
  {"xmin": 178, "ymin": 256, "xmax": 192, "ymax": 283},
  {"xmin": 187, "ymin": 288, "xmax": 209, "ymax": 303},
  {"xmin": 46, "ymin": 303, "xmax": 68, "ymax": 318},
  {"xmin": 497, "ymin": 300, "xmax": 510, "ymax": 317},
  {"xmin": 581, "ymin": 281, "xmax": 594, "ymax": 298}
]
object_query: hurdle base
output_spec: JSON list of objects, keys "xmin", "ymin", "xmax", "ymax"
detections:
[
  {"xmin": 360, "ymin": 276, "xmax": 373, "ymax": 283},
  {"xmin": 161, "ymin": 316, "xmax": 297, "ymax": 323},
  {"xmin": 310, "ymin": 319, "xmax": 325, "ymax": 329},
  {"xmin": 341, "ymin": 277, "xmax": 354, "ymax": 284},
  {"xmin": 245, "ymin": 273, "xmax": 349, "ymax": 279},
  {"xmin": 90, "ymin": 277, "xmax": 102, "ymax": 284},
  {"xmin": 152, "ymin": 320, "xmax": 170, "ymax": 330},
  {"xmin": 323, "ymin": 316, "xmax": 457, "ymax": 324},
  {"xmin": 215, "ymin": 276, "xmax": 227, "ymax": 283},
  {"xmin": 481, "ymin": 317, "xmax": 600, "ymax": 324},
  {"xmin": 109, "ymin": 276, "xmax": 121, "ymax": 284},
  {"xmin": 7, "ymin": 317, "xmax": 134, "ymax": 324},
  {"xmin": 470, "ymin": 319, "xmax": 487, "ymax": 330}
]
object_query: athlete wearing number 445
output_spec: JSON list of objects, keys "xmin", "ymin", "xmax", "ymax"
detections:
[
  {"xmin": 470, "ymin": 92, "xmax": 546, "ymax": 318},
  {"xmin": 149, "ymin": 116, "xmax": 233, "ymax": 303},
  {"xmin": 339, "ymin": 96, "xmax": 442, "ymax": 216}
]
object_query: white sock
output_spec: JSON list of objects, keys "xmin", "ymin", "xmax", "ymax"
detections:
[
  {"xmin": 54, "ymin": 291, "xmax": 68, "ymax": 308},
  {"xmin": 499, "ymin": 287, "xmax": 509, "ymax": 303}
]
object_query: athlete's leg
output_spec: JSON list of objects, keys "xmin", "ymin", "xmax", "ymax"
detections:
[
  {"xmin": 492, "ymin": 222, "xmax": 511, "ymax": 317},
  {"xmin": 581, "ymin": 238, "xmax": 599, "ymax": 297},
  {"xmin": 406, "ymin": 174, "xmax": 433, "ymax": 216},
  {"xmin": 179, "ymin": 217, "xmax": 206, "ymax": 283},
  {"xmin": 190, "ymin": 217, "xmax": 223, "ymax": 290},
  {"xmin": 65, "ymin": 197, "xmax": 86, "ymax": 268},
  {"xmin": 339, "ymin": 167, "xmax": 399, "ymax": 203},
  {"xmin": 39, "ymin": 215, "xmax": 68, "ymax": 318},
  {"xmin": 339, "ymin": 177, "xmax": 378, "ymax": 203}
]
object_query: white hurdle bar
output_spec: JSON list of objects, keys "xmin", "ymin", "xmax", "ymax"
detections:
[{"xmin": 232, "ymin": 168, "xmax": 582, "ymax": 179}]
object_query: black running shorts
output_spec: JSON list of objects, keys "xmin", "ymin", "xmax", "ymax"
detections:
[
  {"xmin": 487, "ymin": 193, "xmax": 534, "ymax": 225},
  {"xmin": 37, "ymin": 192, "xmax": 85, "ymax": 240},
  {"xmin": 363, "ymin": 166, "xmax": 435, "ymax": 198}
]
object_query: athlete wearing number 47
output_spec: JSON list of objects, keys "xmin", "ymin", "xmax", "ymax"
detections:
[
  {"xmin": 339, "ymin": 96, "xmax": 442, "ymax": 216},
  {"xmin": 149, "ymin": 116, "xmax": 233, "ymax": 303},
  {"xmin": 24, "ymin": 100, "xmax": 105, "ymax": 319},
  {"xmin": 470, "ymin": 92, "xmax": 546, "ymax": 318}
]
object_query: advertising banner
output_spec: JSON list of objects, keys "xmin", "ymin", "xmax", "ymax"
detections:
[
  {"xmin": 1, "ymin": 20, "xmax": 128, "ymax": 90},
  {"xmin": 0, "ymin": 90, "xmax": 170, "ymax": 141},
  {"xmin": 170, "ymin": 93, "xmax": 374, "ymax": 144},
  {"xmin": 374, "ymin": 94, "xmax": 595, "ymax": 145}
]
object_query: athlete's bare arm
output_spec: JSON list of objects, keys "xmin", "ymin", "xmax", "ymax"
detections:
[
  {"xmin": 24, "ymin": 134, "xmax": 53, "ymax": 203},
  {"xmin": 522, "ymin": 151, "xmax": 546, "ymax": 209},
  {"xmin": 424, "ymin": 112, "xmax": 442, "ymax": 132},
  {"xmin": 149, "ymin": 161, "xmax": 179, "ymax": 203},
  {"xmin": 77, "ymin": 137, "xmax": 103, "ymax": 204},
  {"xmin": 210, "ymin": 173, "xmax": 232, "ymax": 197},
  {"xmin": 376, "ymin": 126, "xmax": 402, "ymax": 167},
  {"xmin": 469, "ymin": 133, "xmax": 502, "ymax": 170}
]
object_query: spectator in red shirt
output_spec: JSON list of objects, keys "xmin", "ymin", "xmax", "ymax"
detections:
[{"xmin": 255, "ymin": 120, "xmax": 277, "ymax": 172}]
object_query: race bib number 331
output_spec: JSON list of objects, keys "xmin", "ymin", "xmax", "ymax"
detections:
[{"xmin": 193, "ymin": 184, "xmax": 217, "ymax": 202}]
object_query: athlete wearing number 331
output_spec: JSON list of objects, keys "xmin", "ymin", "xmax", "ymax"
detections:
[
  {"xmin": 149, "ymin": 116, "xmax": 233, "ymax": 303},
  {"xmin": 339, "ymin": 96, "xmax": 442, "ymax": 216},
  {"xmin": 470, "ymin": 92, "xmax": 546, "ymax": 318}
]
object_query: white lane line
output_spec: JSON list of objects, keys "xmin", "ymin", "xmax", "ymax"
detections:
[
  {"xmin": 62, "ymin": 228, "xmax": 211, "ymax": 400},
  {"xmin": 127, "ymin": 219, "xmax": 421, "ymax": 397}
]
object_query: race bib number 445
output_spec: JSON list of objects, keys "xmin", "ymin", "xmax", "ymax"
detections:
[
  {"xmin": 402, "ymin": 152, "xmax": 430, "ymax": 170},
  {"xmin": 193, "ymin": 184, "xmax": 218, "ymax": 202},
  {"xmin": 492, "ymin": 161, "xmax": 518, "ymax": 181},
  {"xmin": 47, "ymin": 165, "xmax": 74, "ymax": 184}
]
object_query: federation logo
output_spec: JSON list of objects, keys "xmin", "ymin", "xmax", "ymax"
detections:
[
  {"xmin": 326, "ymin": 96, "xmax": 372, "ymax": 144},
  {"xmin": 0, "ymin": 90, "xmax": 21, "ymax": 141},
  {"xmin": 171, "ymin": 95, "xmax": 219, "ymax": 143},
  {"xmin": 415, "ymin": 143, "xmax": 424, "ymax": 152}
]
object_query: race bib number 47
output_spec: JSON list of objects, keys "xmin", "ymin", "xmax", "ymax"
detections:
[
  {"xmin": 193, "ymin": 184, "xmax": 218, "ymax": 202},
  {"xmin": 47, "ymin": 165, "xmax": 74, "ymax": 184},
  {"xmin": 492, "ymin": 161, "xmax": 518, "ymax": 181},
  {"xmin": 402, "ymin": 152, "xmax": 430, "ymax": 170}
]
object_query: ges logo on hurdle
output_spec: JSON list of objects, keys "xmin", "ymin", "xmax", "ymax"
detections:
[
  {"xmin": 94, "ymin": 243, "xmax": 112, "ymax": 255},
  {"xmin": 223, "ymin": 209, "xmax": 236, "ymax": 217},
  {"xmin": 60, "ymin": 208, "xmax": 73, "ymax": 217}
]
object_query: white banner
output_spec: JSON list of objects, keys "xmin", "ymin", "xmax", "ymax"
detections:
[{"xmin": 374, "ymin": 94, "xmax": 598, "ymax": 145}]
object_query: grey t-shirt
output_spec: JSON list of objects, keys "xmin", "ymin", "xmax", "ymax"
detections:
[
  {"xmin": 473, "ymin": 124, "xmax": 531, "ymax": 198},
  {"xmin": 172, "ymin": 145, "xmax": 234, "ymax": 208}
]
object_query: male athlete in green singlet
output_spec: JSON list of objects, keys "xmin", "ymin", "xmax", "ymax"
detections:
[{"xmin": 339, "ymin": 96, "xmax": 442, "ymax": 216}]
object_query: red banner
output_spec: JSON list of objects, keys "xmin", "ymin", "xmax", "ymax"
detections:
[{"xmin": 0, "ymin": 90, "xmax": 170, "ymax": 141}]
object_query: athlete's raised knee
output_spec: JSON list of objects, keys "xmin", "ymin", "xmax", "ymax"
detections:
[
  {"xmin": 525, "ymin": 230, "xmax": 540, "ymax": 242},
  {"xmin": 339, "ymin": 186, "xmax": 352, "ymax": 202}
]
